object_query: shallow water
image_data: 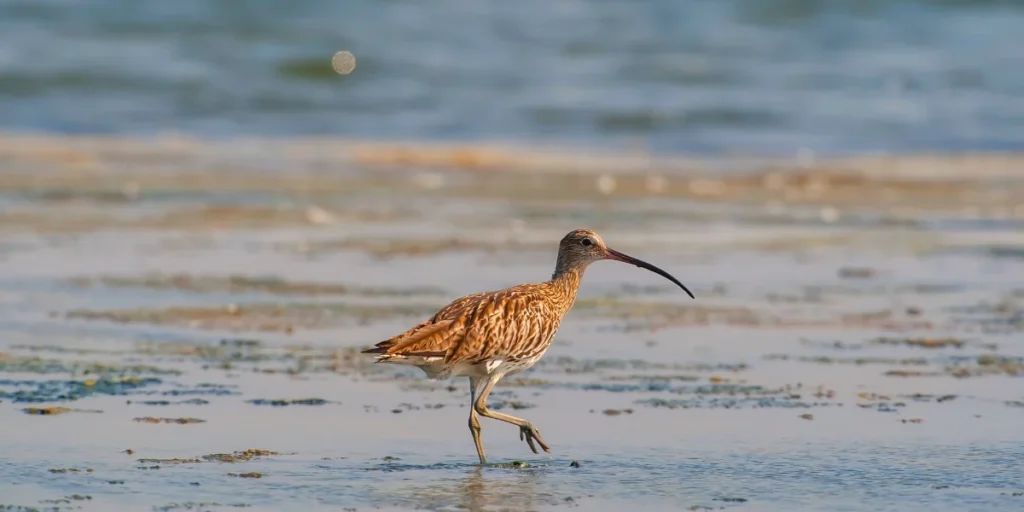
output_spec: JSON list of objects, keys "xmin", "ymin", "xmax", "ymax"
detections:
[
  {"xmin": 3, "ymin": 1, "xmax": 1024, "ymax": 508},
  {"xmin": 1, "ymin": 155, "xmax": 1023, "ymax": 511},
  {"xmin": 1, "ymin": 0, "xmax": 1023, "ymax": 153}
]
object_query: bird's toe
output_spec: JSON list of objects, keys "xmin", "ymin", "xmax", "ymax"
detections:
[{"xmin": 519, "ymin": 424, "xmax": 550, "ymax": 454}]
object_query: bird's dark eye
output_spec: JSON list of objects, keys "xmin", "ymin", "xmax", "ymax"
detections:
[{"xmin": 581, "ymin": 238, "xmax": 593, "ymax": 247}]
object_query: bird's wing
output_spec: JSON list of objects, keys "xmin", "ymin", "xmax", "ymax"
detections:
[
  {"xmin": 363, "ymin": 285, "xmax": 554, "ymax": 363},
  {"xmin": 360, "ymin": 318, "xmax": 463, "ymax": 358},
  {"xmin": 361, "ymin": 291, "xmax": 489, "ymax": 357},
  {"xmin": 444, "ymin": 287, "xmax": 556, "ymax": 365}
]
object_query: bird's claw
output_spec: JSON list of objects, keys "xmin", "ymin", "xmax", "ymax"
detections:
[{"xmin": 519, "ymin": 424, "xmax": 550, "ymax": 454}]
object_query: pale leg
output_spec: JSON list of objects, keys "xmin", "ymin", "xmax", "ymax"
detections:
[
  {"xmin": 468, "ymin": 376, "xmax": 487, "ymax": 464},
  {"xmin": 473, "ymin": 372, "xmax": 550, "ymax": 455}
]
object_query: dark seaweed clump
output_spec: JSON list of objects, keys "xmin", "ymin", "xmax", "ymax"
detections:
[
  {"xmin": 247, "ymin": 398, "xmax": 330, "ymax": 406},
  {"xmin": 0, "ymin": 377, "xmax": 161, "ymax": 403}
]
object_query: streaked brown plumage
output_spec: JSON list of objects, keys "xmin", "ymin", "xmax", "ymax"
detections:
[{"xmin": 363, "ymin": 228, "xmax": 694, "ymax": 464}]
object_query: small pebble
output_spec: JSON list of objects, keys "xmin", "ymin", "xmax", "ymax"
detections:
[{"xmin": 331, "ymin": 51, "xmax": 357, "ymax": 75}]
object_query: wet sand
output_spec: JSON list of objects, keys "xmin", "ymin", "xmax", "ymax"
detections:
[{"xmin": 1, "ymin": 137, "xmax": 1023, "ymax": 511}]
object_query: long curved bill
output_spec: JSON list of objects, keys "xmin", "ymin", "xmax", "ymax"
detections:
[{"xmin": 605, "ymin": 248, "xmax": 695, "ymax": 299}]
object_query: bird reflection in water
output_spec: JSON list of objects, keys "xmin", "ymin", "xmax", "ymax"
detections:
[{"xmin": 381, "ymin": 465, "xmax": 558, "ymax": 511}]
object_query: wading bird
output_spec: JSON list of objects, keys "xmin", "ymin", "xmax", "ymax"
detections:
[{"xmin": 363, "ymin": 229, "xmax": 694, "ymax": 464}]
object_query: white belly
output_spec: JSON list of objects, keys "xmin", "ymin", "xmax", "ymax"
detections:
[{"xmin": 380, "ymin": 347, "xmax": 550, "ymax": 380}]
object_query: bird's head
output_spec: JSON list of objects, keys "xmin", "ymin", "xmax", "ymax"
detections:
[{"xmin": 555, "ymin": 228, "xmax": 695, "ymax": 299}]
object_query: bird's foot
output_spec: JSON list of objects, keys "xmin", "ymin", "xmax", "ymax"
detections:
[{"xmin": 519, "ymin": 423, "xmax": 551, "ymax": 454}]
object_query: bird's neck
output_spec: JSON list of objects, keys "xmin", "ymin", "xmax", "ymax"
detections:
[{"xmin": 547, "ymin": 266, "xmax": 585, "ymax": 315}]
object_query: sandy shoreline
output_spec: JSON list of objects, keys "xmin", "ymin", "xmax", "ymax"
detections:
[
  {"xmin": 2, "ymin": 132, "xmax": 1023, "ymax": 177},
  {"xmin": 2, "ymin": 134, "xmax": 1023, "ymax": 237}
]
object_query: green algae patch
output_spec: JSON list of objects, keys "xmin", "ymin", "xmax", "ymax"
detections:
[
  {"xmin": 0, "ymin": 203, "xmax": 403, "ymax": 234},
  {"xmin": 278, "ymin": 57, "xmax": 337, "ymax": 80},
  {"xmin": 137, "ymin": 457, "xmax": 203, "ymax": 464},
  {"xmin": 48, "ymin": 467, "xmax": 93, "ymax": 474},
  {"xmin": 637, "ymin": 396, "xmax": 837, "ymax": 410},
  {"xmin": 489, "ymin": 400, "xmax": 535, "ymax": 411},
  {"xmin": 948, "ymin": 355, "xmax": 1024, "ymax": 378},
  {"xmin": 246, "ymin": 398, "xmax": 330, "ymax": 406},
  {"xmin": 40, "ymin": 494, "xmax": 92, "ymax": 505},
  {"xmin": 535, "ymin": 355, "xmax": 748, "ymax": 375},
  {"xmin": 137, "ymin": 449, "xmax": 278, "ymax": 465},
  {"xmin": 0, "ymin": 355, "xmax": 180, "ymax": 377},
  {"xmin": 69, "ymin": 273, "xmax": 445, "ymax": 298},
  {"xmin": 153, "ymin": 502, "xmax": 251, "ymax": 511},
  {"xmin": 876, "ymin": 355, "xmax": 1024, "ymax": 379},
  {"xmin": 128, "ymin": 398, "xmax": 210, "ymax": 406},
  {"xmin": 276, "ymin": 236, "xmax": 553, "ymax": 259},
  {"xmin": 764, "ymin": 354, "xmax": 931, "ymax": 367},
  {"xmin": 634, "ymin": 382, "xmax": 841, "ymax": 410},
  {"xmin": 203, "ymin": 449, "xmax": 278, "ymax": 463},
  {"xmin": 490, "ymin": 460, "xmax": 530, "ymax": 469},
  {"xmin": 0, "ymin": 376, "xmax": 162, "ymax": 403},
  {"xmin": 9, "ymin": 340, "xmax": 384, "ymax": 379},
  {"xmin": 566, "ymin": 298, "xmax": 768, "ymax": 329},
  {"xmin": 132, "ymin": 417, "xmax": 206, "ymax": 425},
  {"xmin": 498, "ymin": 377, "xmax": 553, "ymax": 388},
  {"xmin": 64, "ymin": 302, "xmax": 442, "ymax": 333}
]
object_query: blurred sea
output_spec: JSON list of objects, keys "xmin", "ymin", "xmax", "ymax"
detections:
[{"xmin": 0, "ymin": 0, "xmax": 1022, "ymax": 155}]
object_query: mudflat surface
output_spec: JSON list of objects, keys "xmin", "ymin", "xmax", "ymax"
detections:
[{"xmin": 1, "ymin": 139, "xmax": 1023, "ymax": 511}]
